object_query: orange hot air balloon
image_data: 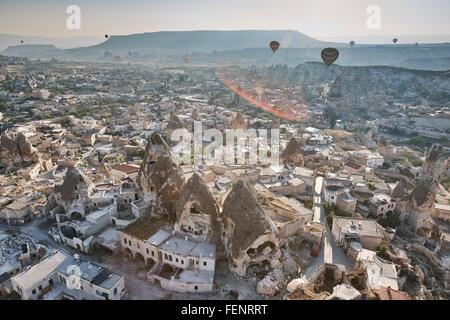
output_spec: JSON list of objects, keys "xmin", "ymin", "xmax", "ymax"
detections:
[
  {"xmin": 321, "ymin": 48, "xmax": 339, "ymax": 66},
  {"xmin": 349, "ymin": 41, "xmax": 355, "ymax": 47},
  {"xmin": 393, "ymin": 38, "xmax": 398, "ymax": 44},
  {"xmin": 269, "ymin": 41, "xmax": 280, "ymax": 53}
]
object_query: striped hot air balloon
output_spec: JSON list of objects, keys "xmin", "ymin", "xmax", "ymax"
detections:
[
  {"xmin": 183, "ymin": 55, "xmax": 190, "ymax": 64},
  {"xmin": 321, "ymin": 48, "xmax": 339, "ymax": 66},
  {"xmin": 269, "ymin": 41, "xmax": 280, "ymax": 53}
]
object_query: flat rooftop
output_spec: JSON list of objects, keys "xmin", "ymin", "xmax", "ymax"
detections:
[
  {"xmin": 159, "ymin": 235, "xmax": 216, "ymax": 259},
  {"xmin": 145, "ymin": 229, "xmax": 172, "ymax": 247},
  {"xmin": 13, "ymin": 251, "xmax": 68, "ymax": 289},
  {"xmin": 334, "ymin": 217, "xmax": 386, "ymax": 239},
  {"xmin": 177, "ymin": 269, "xmax": 214, "ymax": 284}
]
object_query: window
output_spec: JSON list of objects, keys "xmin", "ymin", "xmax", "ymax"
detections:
[
  {"xmin": 114, "ymin": 288, "xmax": 118, "ymax": 296},
  {"xmin": 38, "ymin": 285, "xmax": 42, "ymax": 291},
  {"xmin": 164, "ymin": 253, "xmax": 168, "ymax": 260},
  {"xmin": 137, "ymin": 243, "xmax": 140, "ymax": 249},
  {"xmin": 169, "ymin": 255, "xmax": 173, "ymax": 262},
  {"xmin": 128, "ymin": 240, "xmax": 131, "ymax": 245},
  {"xmin": 124, "ymin": 238, "xmax": 127, "ymax": 244},
  {"xmin": 194, "ymin": 286, "xmax": 198, "ymax": 291},
  {"xmin": 146, "ymin": 248, "xmax": 149, "ymax": 254},
  {"xmin": 151, "ymin": 251, "xmax": 154, "ymax": 257},
  {"xmin": 32, "ymin": 289, "xmax": 36, "ymax": 295},
  {"xmin": 203, "ymin": 261, "xmax": 207, "ymax": 266},
  {"xmin": 175, "ymin": 258, "xmax": 179, "ymax": 263},
  {"xmin": 181, "ymin": 260, "xmax": 184, "ymax": 265}
]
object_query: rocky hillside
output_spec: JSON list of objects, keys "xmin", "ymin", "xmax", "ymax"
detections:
[{"xmin": 271, "ymin": 62, "xmax": 450, "ymax": 104}]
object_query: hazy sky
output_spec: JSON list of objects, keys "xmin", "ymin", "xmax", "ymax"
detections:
[{"xmin": 1, "ymin": 0, "xmax": 449, "ymax": 39}]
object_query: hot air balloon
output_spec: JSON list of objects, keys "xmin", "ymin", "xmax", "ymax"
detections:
[
  {"xmin": 393, "ymin": 38, "xmax": 398, "ymax": 44},
  {"xmin": 321, "ymin": 48, "xmax": 339, "ymax": 66},
  {"xmin": 349, "ymin": 41, "xmax": 355, "ymax": 47},
  {"xmin": 105, "ymin": 34, "xmax": 109, "ymax": 39},
  {"xmin": 183, "ymin": 55, "xmax": 190, "ymax": 64},
  {"xmin": 269, "ymin": 41, "xmax": 280, "ymax": 53},
  {"xmin": 20, "ymin": 40, "xmax": 24, "ymax": 44}
]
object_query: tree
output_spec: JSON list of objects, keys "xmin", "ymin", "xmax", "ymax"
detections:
[
  {"xmin": 0, "ymin": 98, "xmax": 8, "ymax": 112},
  {"xmin": 324, "ymin": 106, "xmax": 338, "ymax": 129},
  {"xmin": 409, "ymin": 135, "xmax": 431, "ymax": 148},
  {"xmin": 323, "ymin": 202, "xmax": 335, "ymax": 227},
  {"xmin": 378, "ymin": 244, "xmax": 389, "ymax": 259}
]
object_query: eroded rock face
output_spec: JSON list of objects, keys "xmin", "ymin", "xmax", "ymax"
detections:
[
  {"xmin": 137, "ymin": 133, "xmax": 184, "ymax": 220},
  {"xmin": 165, "ymin": 112, "xmax": 184, "ymax": 139},
  {"xmin": 221, "ymin": 180, "xmax": 281, "ymax": 276},
  {"xmin": 412, "ymin": 144, "xmax": 447, "ymax": 209},
  {"xmin": 192, "ymin": 107, "xmax": 201, "ymax": 121},
  {"xmin": 281, "ymin": 137, "xmax": 304, "ymax": 166},
  {"xmin": 407, "ymin": 144, "xmax": 447, "ymax": 233},
  {"xmin": 60, "ymin": 166, "xmax": 94, "ymax": 205},
  {"xmin": 222, "ymin": 181, "xmax": 274, "ymax": 258},
  {"xmin": 175, "ymin": 173, "xmax": 221, "ymax": 245},
  {"xmin": 230, "ymin": 112, "xmax": 247, "ymax": 130},
  {"xmin": 0, "ymin": 130, "xmax": 35, "ymax": 157},
  {"xmin": 422, "ymin": 144, "xmax": 446, "ymax": 179}
]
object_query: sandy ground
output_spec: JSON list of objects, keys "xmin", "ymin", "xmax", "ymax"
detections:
[
  {"xmin": 100, "ymin": 253, "xmax": 264, "ymax": 300},
  {"xmin": 102, "ymin": 254, "xmax": 215, "ymax": 300}
]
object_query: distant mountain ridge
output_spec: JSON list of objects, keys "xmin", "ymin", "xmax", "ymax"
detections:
[
  {"xmin": 0, "ymin": 34, "xmax": 103, "ymax": 52},
  {"xmin": 73, "ymin": 30, "xmax": 329, "ymax": 54},
  {"xmin": 1, "ymin": 30, "xmax": 450, "ymax": 71}
]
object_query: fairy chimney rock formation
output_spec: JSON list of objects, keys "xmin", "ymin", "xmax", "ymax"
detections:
[
  {"xmin": 174, "ymin": 173, "xmax": 221, "ymax": 245},
  {"xmin": 137, "ymin": 132, "xmax": 184, "ymax": 220}
]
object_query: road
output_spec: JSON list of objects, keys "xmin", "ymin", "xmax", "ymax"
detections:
[{"xmin": 301, "ymin": 176, "xmax": 353, "ymax": 281}]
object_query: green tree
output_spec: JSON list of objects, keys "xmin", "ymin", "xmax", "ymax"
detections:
[{"xmin": 324, "ymin": 106, "xmax": 338, "ymax": 129}]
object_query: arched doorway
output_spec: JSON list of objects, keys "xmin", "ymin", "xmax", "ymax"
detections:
[
  {"xmin": 61, "ymin": 225, "xmax": 77, "ymax": 239},
  {"xmin": 160, "ymin": 263, "xmax": 175, "ymax": 279},
  {"xmin": 256, "ymin": 241, "xmax": 276, "ymax": 255},
  {"xmin": 124, "ymin": 247, "xmax": 133, "ymax": 259},
  {"xmin": 147, "ymin": 258, "xmax": 156, "ymax": 270},
  {"xmin": 71, "ymin": 212, "xmax": 83, "ymax": 221},
  {"xmin": 135, "ymin": 252, "xmax": 145, "ymax": 265}
]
